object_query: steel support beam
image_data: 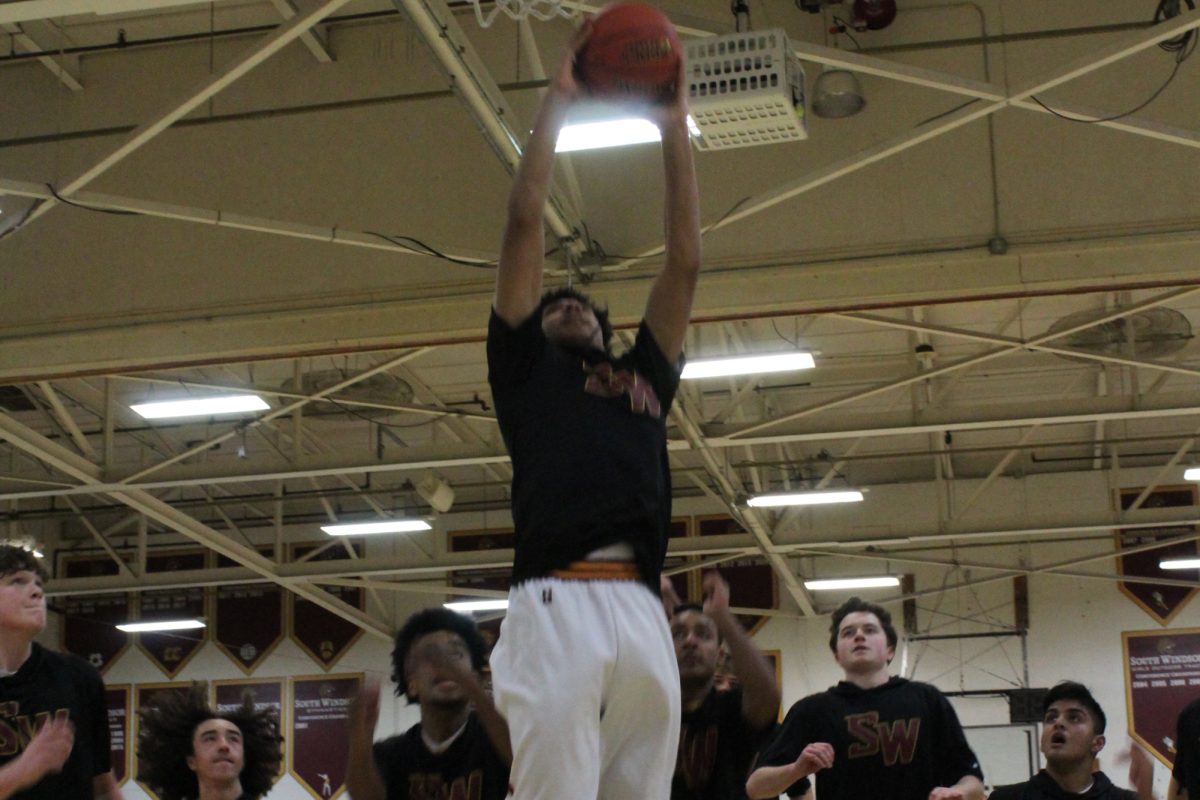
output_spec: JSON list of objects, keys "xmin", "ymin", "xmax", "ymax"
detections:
[{"xmin": 0, "ymin": 22, "xmax": 81, "ymax": 90}]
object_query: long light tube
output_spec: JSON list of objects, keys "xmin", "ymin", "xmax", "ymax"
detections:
[
  {"xmin": 748, "ymin": 490, "xmax": 864, "ymax": 507},
  {"xmin": 556, "ymin": 118, "xmax": 662, "ymax": 152},
  {"xmin": 682, "ymin": 352, "xmax": 815, "ymax": 380},
  {"xmin": 804, "ymin": 577, "xmax": 900, "ymax": 591},
  {"xmin": 131, "ymin": 395, "xmax": 269, "ymax": 419},
  {"xmin": 116, "ymin": 619, "xmax": 207, "ymax": 633},
  {"xmin": 444, "ymin": 600, "xmax": 509, "ymax": 612},
  {"xmin": 322, "ymin": 520, "xmax": 432, "ymax": 536},
  {"xmin": 1186, "ymin": 467, "xmax": 1200, "ymax": 481},
  {"xmin": 1160, "ymin": 558, "xmax": 1200, "ymax": 570}
]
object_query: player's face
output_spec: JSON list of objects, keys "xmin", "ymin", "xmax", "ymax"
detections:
[
  {"xmin": 834, "ymin": 611, "xmax": 894, "ymax": 673},
  {"xmin": 0, "ymin": 570, "xmax": 47, "ymax": 635},
  {"xmin": 1041, "ymin": 700, "xmax": 1103, "ymax": 765},
  {"xmin": 407, "ymin": 630, "xmax": 472, "ymax": 707},
  {"xmin": 187, "ymin": 719, "xmax": 244, "ymax": 784},
  {"xmin": 670, "ymin": 609, "xmax": 720, "ymax": 683},
  {"xmin": 542, "ymin": 297, "xmax": 603, "ymax": 351}
]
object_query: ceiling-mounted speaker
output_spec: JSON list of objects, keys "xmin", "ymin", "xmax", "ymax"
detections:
[
  {"xmin": 812, "ymin": 68, "xmax": 866, "ymax": 118},
  {"xmin": 852, "ymin": 0, "xmax": 897, "ymax": 31}
]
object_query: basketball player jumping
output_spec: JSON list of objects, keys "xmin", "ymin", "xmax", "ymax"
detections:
[{"xmin": 486, "ymin": 21, "xmax": 701, "ymax": 800}]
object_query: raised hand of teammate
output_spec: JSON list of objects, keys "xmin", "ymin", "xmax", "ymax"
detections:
[
  {"xmin": 701, "ymin": 571, "xmax": 731, "ymax": 619},
  {"xmin": 350, "ymin": 679, "xmax": 382, "ymax": 739},
  {"xmin": 660, "ymin": 575, "xmax": 682, "ymax": 618},
  {"xmin": 1121, "ymin": 742, "xmax": 1157, "ymax": 800},
  {"xmin": 796, "ymin": 742, "xmax": 834, "ymax": 776},
  {"xmin": 927, "ymin": 788, "xmax": 966, "ymax": 800},
  {"xmin": 20, "ymin": 715, "xmax": 74, "ymax": 785}
]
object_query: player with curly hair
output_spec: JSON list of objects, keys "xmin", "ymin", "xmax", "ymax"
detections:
[{"xmin": 137, "ymin": 683, "xmax": 283, "ymax": 800}]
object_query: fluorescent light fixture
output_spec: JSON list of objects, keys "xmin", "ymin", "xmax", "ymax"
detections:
[
  {"xmin": 804, "ymin": 577, "xmax": 900, "ymax": 591},
  {"xmin": 1186, "ymin": 467, "xmax": 1200, "ymax": 481},
  {"xmin": 556, "ymin": 118, "xmax": 661, "ymax": 152},
  {"xmin": 681, "ymin": 352, "xmax": 816, "ymax": 380},
  {"xmin": 444, "ymin": 600, "xmax": 509, "ymax": 612},
  {"xmin": 686, "ymin": 115, "xmax": 701, "ymax": 136},
  {"xmin": 322, "ymin": 520, "xmax": 433, "ymax": 536},
  {"xmin": 748, "ymin": 490, "xmax": 864, "ymax": 507},
  {"xmin": 1160, "ymin": 558, "xmax": 1200, "ymax": 570},
  {"xmin": 116, "ymin": 619, "xmax": 206, "ymax": 633},
  {"xmin": 131, "ymin": 395, "xmax": 269, "ymax": 419}
]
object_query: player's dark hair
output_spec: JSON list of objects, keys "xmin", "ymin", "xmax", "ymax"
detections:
[
  {"xmin": 828, "ymin": 597, "xmax": 899, "ymax": 652},
  {"xmin": 536, "ymin": 287, "xmax": 614, "ymax": 350},
  {"xmin": 136, "ymin": 682, "xmax": 283, "ymax": 800},
  {"xmin": 390, "ymin": 607, "xmax": 488, "ymax": 702},
  {"xmin": 1042, "ymin": 681, "xmax": 1107, "ymax": 734},
  {"xmin": 671, "ymin": 601, "xmax": 705, "ymax": 617},
  {"xmin": 0, "ymin": 545, "xmax": 48, "ymax": 583}
]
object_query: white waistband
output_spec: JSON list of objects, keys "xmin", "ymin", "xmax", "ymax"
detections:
[{"xmin": 585, "ymin": 542, "xmax": 635, "ymax": 561}]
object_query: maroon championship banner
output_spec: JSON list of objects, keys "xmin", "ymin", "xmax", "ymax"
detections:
[
  {"xmin": 214, "ymin": 549, "xmax": 283, "ymax": 674},
  {"xmin": 290, "ymin": 542, "xmax": 366, "ymax": 670},
  {"xmin": 59, "ymin": 554, "xmax": 131, "ymax": 674},
  {"xmin": 698, "ymin": 516, "xmax": 779, "ymax": 634},
  {"xmin": 138, "ymin": 549, "xmax": 209, "ymax": 677},
  {"xmin": 214, "ymin": 678, "xmax": 285, "ymax": 776},
  {"xmin": 289, "ymin": 674, "xmax": 361, "ymax": 800},
  {"xmin": 135, "ymin": 682, "xmax": 206, "ymax": 800},
  {"xmin": 449, "ymin": 529, "xmax": 515, "ymax": 657},
  {"xmin": 1117, "ymin": 486, "xmax": 1200, "ymax": 625},
  {"xmin": 105, "ymin": 685, "xmax": 130, "ymax": 785},
  {"xmin": 1123, "ymin": 628, "xmax": 1200, "ymax": 767}
]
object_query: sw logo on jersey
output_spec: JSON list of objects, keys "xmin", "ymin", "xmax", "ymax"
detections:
[
  {"xmin": 845, "ymin": 712, "xmax": 921, "ymax": 766},
  {"xmin": 582, "ymin": 362, "xmax": 662, "ymax": 418},
  {"xmin": 407, "ymin": 770, "xmax": 482, "ymax": 800},
  {"xmin": 0, "ymin": 703, "xmax": 69, "ymax": 757}
]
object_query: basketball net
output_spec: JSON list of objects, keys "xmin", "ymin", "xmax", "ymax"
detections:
[{"xmin": 467, "ymin": 0, "xmax": 579, "ymax": 28}]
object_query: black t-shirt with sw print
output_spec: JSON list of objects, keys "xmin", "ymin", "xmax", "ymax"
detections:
[
  {"xmin": 758, "ymin": 677, "xmax": 982, "ymax": 800},
  {"xmin": 487, "ymin": 310, "xmax": 682, "ymax": 593},
  {"xmin": 673, "ymin": 686, "xmax": 798, "ymax": 800},
  {"xmin": 372, "ymin": 712, "xmax": 510, "ymax": 800}
]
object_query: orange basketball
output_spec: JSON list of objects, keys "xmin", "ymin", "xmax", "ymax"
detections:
[{"xmin": 576, "ymin": 3, "xmax": 682, "ymax": 105}]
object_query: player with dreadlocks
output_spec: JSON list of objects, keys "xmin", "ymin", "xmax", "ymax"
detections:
[{"xmin": 137, "ymin": 683, "xmax": 283, "ymax": 800}]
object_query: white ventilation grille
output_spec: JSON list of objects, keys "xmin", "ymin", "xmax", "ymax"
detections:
[{"xmin": 685, "ymin": 29, "xmax": 807, "ymax": 150}]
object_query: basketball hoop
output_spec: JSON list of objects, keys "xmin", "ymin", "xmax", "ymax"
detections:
[{"xmin": 467, "ymin": 0, "xmax": 579, "ymax": 28}]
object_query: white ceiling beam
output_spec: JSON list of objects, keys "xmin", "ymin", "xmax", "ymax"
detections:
[
  {"xmin": 266, "ymin": 0, "xmax": 332, "ymax": 63},
  {"xmin": 390, "ymin": 0, "xmax": 580, "ymax": 246},
  {"xmin": 4, "ymin": 0, "xmax": 361, "ymax": 236},
  {"xmin": 0, "ymin": 22, "xmax": 81, "ymax": 90},
  {"xmin": 0, "ymin": 409, "xmax": 393, "ymax": 639},
  {"xmin": 609, "ymin": 9, "xmax": 1200, "ymax": 271},
  {"xmin": 728, "ymin": 286, "xmax": 1200, "ymax": 438},
  {"xmin": 35, "ymin": 381, "xmax": 98, "ymax": 461}
]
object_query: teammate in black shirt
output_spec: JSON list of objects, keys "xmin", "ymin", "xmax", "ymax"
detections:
[
  {"xmin": 664, "ymin": 572, "xmax": 781, "ymax": 800},
  {"xmin": 0, "ymin": 544, "xmax": 122, "ymax": 800},
  {"xmin": 989, "ymin": 681, "xmax": 1154, "ymax": 800},
  {"xmin": 487, "ymin": 19, "xmax": 701, "ymax": 800},
  {"xmin": 137, "ymin": 683, "xmax": 283, "ymax": 800},
  {"xmin": 348, "ymin": 609, "xmax": 511, "ymax": 800},
  {"xmin": 1171, "ymin": 697, "xmax": 1200, "ymax": 799},
  {"xmin": 748, "ymin": 597, "xmax": 984, "ymax": 800}
]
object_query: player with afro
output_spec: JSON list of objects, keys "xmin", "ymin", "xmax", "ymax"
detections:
[{"xmin": 137, "ymin": 682, "xmax": 283, "ymax": 800}]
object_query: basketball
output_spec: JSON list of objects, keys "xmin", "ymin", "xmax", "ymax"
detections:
[{"xmin": 576, "ymin": 3, "xmax": 682, "ymax": 105}]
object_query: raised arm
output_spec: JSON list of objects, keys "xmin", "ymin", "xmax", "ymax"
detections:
[
  {"xmin": 702, "ymin": 572, "xmax": 779, "ymax": 730},
  {"xmin": 346, "ymin": 681, "xmax": 386, "ymax": 800},
  {"xmin": 494, "ymin": 27, "xmax": 588, "ymax": 327},
  {"xmin": 746, "ymin": 744, "xmax": 834, "ymax": 799},
  {"xmin": 642, "ymin": 66, "xmax": 702, "ymax": 364}
]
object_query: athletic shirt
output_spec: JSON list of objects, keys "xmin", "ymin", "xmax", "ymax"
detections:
[
  {"xmin": 487, "ymin": 310, "xmax": 681, "ymax": 593},
  {"xmin": 1174, "ymin": 696, "xmax": 1200, "ymax": 800},
  {"xmin": 672, "ymin": 686, "xmax": 807, "ymax": 800},
  {"xmin": 0, "ymin": 643, "xmax": 111, "ymax": 800},
  {"xmin": 372, "ymin": 712, "xmax": 511, "ymax": 800},
  {"xmin": 758, "ymin": 676, "xmax": 982, "ymax": 800},
  {"xmin": 989, "ymin": 770, "xmax": 1136, "ymax": 800}
]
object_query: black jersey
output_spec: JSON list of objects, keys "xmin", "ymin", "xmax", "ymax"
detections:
[
  {"xmin": 487, "ymin": 310, "xmax": 681, "ymax": 593},
  {"xmin": 673, "ymin": 686, "xmax": 791, "ymax": 800},
  {"xmin": 758, "ymin": 676, "xmax": 982, "ymax": 800},
  {"xmin": 372, "ymin": 712, "xmax": 510, "ymax": 800},
  {"xmin": 989, "ymin": 770, "xmax": 1136, "ymax": 800},
  {"xmin": 0, "ymin": 643, "xmax": 112, "ymax": 800},
  {"xmin": 1174, "ymin": 697, "xmax": 1200, "ymax": 800}
]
